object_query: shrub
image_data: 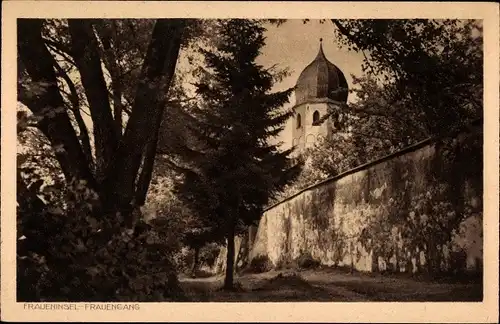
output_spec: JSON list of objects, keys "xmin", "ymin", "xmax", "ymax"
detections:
[
  {"xmin": 248, "ymin": 255, "xmax": 273, "ymax": 273},
  {"xmin": 275, "ymin": 256, "xmax": 294, "ymax": 270},
  {"xmin": 275, "ymin": 251, "xmax": 321, "ymax": 270},
  {"xmin": 17, "ymin": 199, "xmax": 184, "ymax": 302},
  {"xmin": 295, "ymin": 252, "xmax": 321, "ymax": 269},
  {"xmin": 174, "ymin": 248, "xmax": 195, "ymax": 274},
  {"xmin": 174, "ymin": 243, "xmax": 221, "ymax": 276},
  {"xmin": 199, "ymin": 243, "xmax": 221, "ymax": 268}
]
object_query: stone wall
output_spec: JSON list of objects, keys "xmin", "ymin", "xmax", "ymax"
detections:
[{"xmin": 248, "ymin": 125, "xmax": 483, "ymax": 274}]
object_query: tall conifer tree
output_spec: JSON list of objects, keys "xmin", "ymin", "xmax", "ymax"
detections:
[{"xmin": 171, "ymin": 19, "xmax": 302, "ymax": 289}]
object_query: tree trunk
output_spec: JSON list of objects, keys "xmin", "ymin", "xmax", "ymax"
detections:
[
  {"xmin": 68, "ymin": 20, "xmax": 119, "ymax": 183},
  {"xmin": 93, "ymin": 20, "xmax": 124, "ymax": 137},
  {"xmin": 223, "ymin": 226, "xmax": 236, "ymax": 290},
  {"xmin": 134, "ymin": 106, "xmax": 164, "ymax": 206},
  {"xmin": 394, "ymin": 243, "xmax": 399, "ymax": 273},
  {"xmin": 191, "ymin": 246, "xmax": 200, "ymax": 278},
  {"xmin": 413, "ymin": 251, "xmax": 420, "ymax": 273},
  {"xmin": 426, "ymin": 240, "xmax": 437, "ymax": 274},
  {"xmin": 101, "ymin": 19, "xmax": 186, "ymax": 217},
  {"xmin": 349, "ymin": 242, "xmax": 354, "ymax": 273}
]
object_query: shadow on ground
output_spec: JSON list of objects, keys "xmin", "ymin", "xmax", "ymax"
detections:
[{"xmin": 179, "ymin": 268, "xmax": 483, "ymax": 302}]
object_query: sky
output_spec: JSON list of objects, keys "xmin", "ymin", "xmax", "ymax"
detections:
[
  {"xmin": 256, "ymin": 19, "xmax": 365, "ymax": 149},
  {"xmin": 259, "ymin": 20, "xmax": 364, "ymax": 94},
  {"xmin": 97, "ymin": 19, "xmax": 365, "ymax": 151},
  {"xmin": 19, "ymin": 19, "xmax": 366, "ymax": 157}
]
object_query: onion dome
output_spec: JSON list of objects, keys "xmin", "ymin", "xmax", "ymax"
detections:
[{"xmin": 295, "ymin": 38, "xmax": 348, "ymax": 106}]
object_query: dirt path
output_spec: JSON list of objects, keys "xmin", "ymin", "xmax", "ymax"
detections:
[{"xmin": 179, "ymin": 269, "xmax": 482, "ymax": 302}]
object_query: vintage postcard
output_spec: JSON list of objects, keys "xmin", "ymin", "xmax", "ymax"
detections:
[{"xmin": 2, "ymin": 1, "xmax": 499, "ymax": 322}]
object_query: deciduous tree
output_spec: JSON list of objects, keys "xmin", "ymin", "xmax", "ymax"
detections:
[{"xmin": 16, "ymin": 18, "xmax": 196, "ymax": 301}]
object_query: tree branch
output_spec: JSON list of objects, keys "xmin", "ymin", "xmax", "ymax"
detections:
[
  {"xmin": 166, "ymin": 96, "xmax": 197, "ymax": 105},
  {"xmin": 134, "ymin": 114, "xmax": 162, "ymax": 206},
  {"xmin": 330, "ymin": 19, "xmax": 378, "ymax": 76},
  {"xmin": 102, "ymin": 19, "xmax": 186, "ymax": 215},
  {"xmin": 68, "ymin": 19, "xmax": 118, "ymax": 183},
  {"xmin": 17, "ymin": 19, "xmax": 97, "ymax": 188},
  {"xmin": 43, "ymin": 38, "xmax": 77, "ymax": 66},
  {"xmin": 93, "ymin": 20, "xmax": 124, "ymax": 137},
  {"xmin": 135, "ymin": 101, "xmax": 199, "ymax": 206},
  {"xmin": 52, "ymin": 58, "xmax": 94, "ymax": 169}
]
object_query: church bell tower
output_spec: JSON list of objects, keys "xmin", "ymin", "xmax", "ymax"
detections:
[{"xmin": 291, "ymin": 39, "xmax": 349, "ymax": 152}]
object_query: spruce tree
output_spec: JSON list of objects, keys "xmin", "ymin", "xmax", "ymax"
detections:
[{"xmin": 171, "ymin": 19, "xmax": 302, "ymax": 289}]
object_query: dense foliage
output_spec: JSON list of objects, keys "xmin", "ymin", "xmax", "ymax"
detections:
[{"xmin": 16, "ymin": 18, "xmax": 195, "ymax": 301}]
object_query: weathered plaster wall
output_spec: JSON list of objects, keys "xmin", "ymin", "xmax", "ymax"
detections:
[
  {"xmin": 249, "ymin": 128, "xmax": 483, "ymax": 274},
  {"xmin": 212, "ymin": 236, "xmax": 243, "ymax": 274}
]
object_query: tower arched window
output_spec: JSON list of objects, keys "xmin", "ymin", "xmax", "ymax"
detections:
[
  {"xmin": 296, "ymin": 113, "xmax": 302, "ymax": 129},
  {"xmin": 312, "ymin": 110, "xmax": 320, "ymax": 125}
]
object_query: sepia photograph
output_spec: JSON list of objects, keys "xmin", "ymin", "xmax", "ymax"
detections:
[{"xmin": 2, "ymin": 1, "xmax": 499, "ymax": 322}]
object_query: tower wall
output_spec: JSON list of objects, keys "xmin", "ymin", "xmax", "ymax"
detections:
[{"xmin": 292, "ymin": 101, "xmax": 331, "ymax": 152}]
